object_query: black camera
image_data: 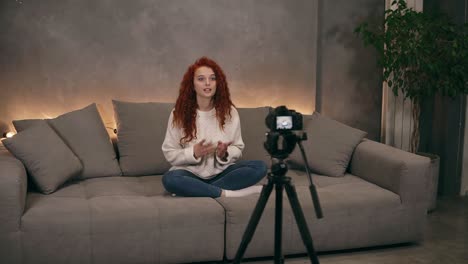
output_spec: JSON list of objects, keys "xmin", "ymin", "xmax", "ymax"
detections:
[
  {"xmin": 265, "ymin": 105, "xmax": 303, "ymax": 132},
  {"xmin": 264, "ymin": 106, "xmax": 304, "ymax": 160}
]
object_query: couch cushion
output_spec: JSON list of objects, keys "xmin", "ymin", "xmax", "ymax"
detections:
[
  {"xmin": 237, "ymin": 107, "xmax": 271, "ymax": 165},
  {"xmin": 289, "ymin": 112, "xmax": 367, "ymax": 177},
  {"xmin": 216, "ymin": 189, "xmax": 295, "ymax": 259},
  {"xmin": 112, "ymin": 100, "xmax": 174, "ymax": 176},
  {"xmin": 155, "ymin": 195, "xmax": 225, "ymax": 263},
  {"xmin": 21, "ymin": 193, "xmax": 91, "ymax": 264},
  {"xmin": 12, "ymin": 104, "xmax": 122, "ymax": 180},
  {"xmin": 22, "ymin": 175, "xmax": 225, "ymax": 263},
  {"xmin": 287, "ymin": 170, "xmax": 425, "ymax": 253},
  {"xmin": 2, "ymin": 122, "xmax": 82, "ymax": 194},
  {"xmin": 219, "ymin": 170, "xmax": 422, "ymax": 259}
]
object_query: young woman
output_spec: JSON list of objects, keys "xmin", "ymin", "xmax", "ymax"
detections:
[{"xmin": 162, "ymin": 57, "xmax": 267, "ymax": 198}]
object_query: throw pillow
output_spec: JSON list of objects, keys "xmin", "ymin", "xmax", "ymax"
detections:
[
  {"xmin": 49, "ymin": 103, "xmax": 122, "ymax": 179},
  {"xmin": 288, "ymin": 112, "xmax": 367, "ymax": 177},
  {"xmin": 112, "ymin": 100, "xmax": 174, "ymax": 176},
  {"xmin": 13, "ymin": 119, "xmax": 47, "ymax": 132},
  {"xmin": 13, "ymin": 104, "xmax": 122, "ymax": 179},
  {"xmin": 2, "ymin": 122, "xmax": 82, "ymax": 194}
]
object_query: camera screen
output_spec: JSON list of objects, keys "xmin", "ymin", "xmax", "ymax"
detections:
[{"xmin": 276, "ymin": 116, "xmax": 293, "ymax": 130}]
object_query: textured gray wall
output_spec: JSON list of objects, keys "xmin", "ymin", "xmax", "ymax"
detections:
[
  {"xmin": 317, "ymin": 0, "xmax": 383, "ymax": 140},
  {"xmin": 0, "ymin": 0, "xmax": 317, "ymax": 129},
  {"xmin": 0, "ymin": 0, "xmax": 383, "ymax": 140}
]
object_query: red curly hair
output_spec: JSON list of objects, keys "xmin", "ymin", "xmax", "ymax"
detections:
[{"xmin": 173, "ymin": 57, "xmax": 234, "ymax": 144}]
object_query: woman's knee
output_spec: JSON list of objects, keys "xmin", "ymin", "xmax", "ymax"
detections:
[
  {"xmin": 162, "ymin": 171, "xmax": 182, "ymax": 192},
  {"xmin": 162, "ymin": 173, "xmax": 172, "ymax": 190},
  {"xmin": 247, "ymin": 160, "xmax": 268, "ymax": 179}
]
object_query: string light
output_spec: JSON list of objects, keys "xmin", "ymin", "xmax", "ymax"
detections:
[{"xmin": 2, "ymin": 132, "xmax": 16, "ymax": 138}]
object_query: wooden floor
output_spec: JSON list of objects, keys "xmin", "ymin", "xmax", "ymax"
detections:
[{"xmin": 241, "ymin": 196, "xmax": 468, "ymax": 264}]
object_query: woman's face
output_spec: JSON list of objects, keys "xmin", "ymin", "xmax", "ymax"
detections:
[{"xmin": 193, "ymin": 66, "xmax": 217, "ymax": 100}]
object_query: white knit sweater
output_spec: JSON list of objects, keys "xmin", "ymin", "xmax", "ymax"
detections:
[{"xmin": 161, "ymin": 106, "xmax": 245, "ymax": 179}]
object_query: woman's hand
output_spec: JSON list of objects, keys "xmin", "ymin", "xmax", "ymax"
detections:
[
  {"xmin": 216, "ymin": 141, "xmax": 232, "ymax": 161},
  {"xmin": 193, "ymin": 139, "xmax": 216, "ymax": 159}
]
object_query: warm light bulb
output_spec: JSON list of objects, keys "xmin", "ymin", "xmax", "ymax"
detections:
[{"xmin": 2, "ymin": 132, "xmax": 16, "ymax": 138}]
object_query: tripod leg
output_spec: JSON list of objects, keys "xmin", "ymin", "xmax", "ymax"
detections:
[
  {"xmin": 232, "ymin": 178, "xmax": 274, "ymax": 264},
  {"xmin": 284, "ymin": 183, "xmax": 320, "ymax": 264},
  {"xmin": 274, "ymin": 183, "xmax": 284, "ymax": 264}
]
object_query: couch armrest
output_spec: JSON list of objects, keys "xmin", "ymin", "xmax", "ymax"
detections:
[
  {"xmin": 350, "ymin": 139, "xmax": 430, "ymax": 207},
  {"xmin": 0, "ymin": 147, "xmax": 27, "ymax": 232}
]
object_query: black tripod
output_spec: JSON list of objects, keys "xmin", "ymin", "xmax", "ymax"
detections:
[{"xmin": 232, "ymin": 140, "xmax": 323, "ymax": 264}]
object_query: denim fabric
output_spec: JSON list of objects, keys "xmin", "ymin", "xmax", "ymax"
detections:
[{"xmin": 162, "ymin": 160, "xmax": 268, "ymax": 197}]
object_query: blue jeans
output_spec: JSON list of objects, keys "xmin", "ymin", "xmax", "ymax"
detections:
[{"xmin": 162, "ymin": 160, "xmax": 268, "ymax": 198}]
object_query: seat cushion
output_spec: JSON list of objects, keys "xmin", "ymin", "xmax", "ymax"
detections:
[
  {"xmin": 21, "ymin": 175, "xmax": 225, "ymax": 264},
  {"xmin": 287, "ymin": 171, "xmax": 424, "ymax": 253},
  {"xmin": 216, "ymin": 189, "xmax": 295, "ymax": 259},
  {"xmin": 219, "ymin": 170, "xmax": 423, "ymax": 259}
]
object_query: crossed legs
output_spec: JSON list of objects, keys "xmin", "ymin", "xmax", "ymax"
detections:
[{"xmin": 162, "ymin": 160, "xmax": 268, "ymax": 198}]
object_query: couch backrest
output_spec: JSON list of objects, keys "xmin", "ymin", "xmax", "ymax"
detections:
[
  {"xmin": 112, "ymin": 100, "xmax": 174, "ymax": 176},
  {"xmin": 112, "ymin": 102, "xmax": 273, "ymax": 176},
  {"xmin": 237, "ymin": 107, "xmax": 272, "ymax": 165}
]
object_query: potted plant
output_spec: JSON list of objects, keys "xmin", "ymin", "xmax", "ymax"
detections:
[
  {"xmin": 355, "ymin": 0, "xmax": 468, "ymax": 153},
  {"xmin": 354, "ymin": 0, "xmax": 468, "ymax": 210}
]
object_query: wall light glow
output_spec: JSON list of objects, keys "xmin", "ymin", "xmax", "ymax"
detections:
[{"xmin": 2, "ymin": 132, "xmax": 16, "ymax": 138}]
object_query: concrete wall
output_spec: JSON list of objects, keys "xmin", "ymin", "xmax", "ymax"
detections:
[
  {"xmin": 0, "ymin": 0, "xmax": 383, "ymax": 140},
  {"xmin": 317, "ymin": 0, "xmax": 383, "ymax": 140}
]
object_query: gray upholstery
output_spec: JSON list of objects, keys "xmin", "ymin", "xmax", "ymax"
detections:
[
  {"xmin": 18, "ymin": 176, "xmax": 224, "ymax": 264},
  {"xmin": 237, "ymin": 107, "xmax": 271, "ymax": 164},
  {"xmin": 350, "ymin": 139, "xmax": 430, "ymax": 207},
  {"xmin": 217, "ymin": 191, "xmax": 295, "ymax": 259},
  {"xmin": 2, "ymin": 123, "xmax": 83, "ymax": 194},
  {"xmin": 220, "ymin": 171, "xmax": 425, "ymax": 259},
  {"xmin": 13, "ymin": 119, "xmax": 47, "ymax": 132},
  {"xmin": 289, "ymin": 112, "xmax": 367, "ymax": 177},
  {"xmin": 12, "ymin": 104, "xmax": 122, "ymax": 180},
  {"xmin": 0, "ymin": 147, "xmax": 27, "ymax": 264},
  {"xmin": 112, "ymin": 100, "xmax": 174, "ymax": 176},
  {"xmin": 0, "ymin": 148, "xmax": 27, "ymax": 231},
  {"xmin": 288, "ymin": 185, "xmax": 423, "ymax": 253},
  {"xmin": 0, "ymin": 106, "xmax": 431, "ymax": 264},
  {"xmin": 49, "ymin": 104, "xmax": 122, "ymax": 179}
]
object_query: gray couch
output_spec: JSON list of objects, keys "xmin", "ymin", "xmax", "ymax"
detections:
[{"xmin": 0, "ymin": 102, "xmax": 431, "ymax": 264}]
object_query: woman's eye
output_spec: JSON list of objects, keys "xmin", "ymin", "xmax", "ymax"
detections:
[
  {"xmin": 198, "ymin": 77, "xmax": 204, "ymax": 81},
  {"xmin": 211, "ymin": 77, "xmax": 216, "ymax": 81}
]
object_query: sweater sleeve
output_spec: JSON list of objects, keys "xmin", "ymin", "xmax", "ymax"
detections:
[
  {"xmin": 216, "ymin": 107, "xmax": 244, "ymax": 165},
  {"xmin": 162, "ymin": 111, "xmax": 201, "ymax": 166}
]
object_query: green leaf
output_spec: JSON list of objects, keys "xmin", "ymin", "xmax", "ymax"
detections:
[{"xmin": 354, "ymin": 1, "xmax": 468, "ymax": 100}]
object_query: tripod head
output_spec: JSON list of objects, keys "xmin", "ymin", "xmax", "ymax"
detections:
[
  {"xmin": 266, "ymin": 131, "xmax": 307, "ymax": 177},
  {"xmin": 270, "ymin": 159, "xmax": 289, "ymax": 177}
]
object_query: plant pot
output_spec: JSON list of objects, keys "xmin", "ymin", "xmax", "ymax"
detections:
[{"xmin": 417, "ymin": 152, "xmax": 440, "ymax": 212}]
